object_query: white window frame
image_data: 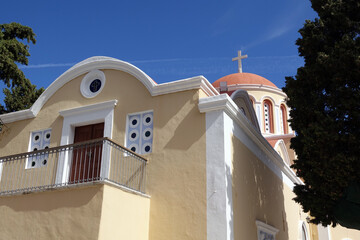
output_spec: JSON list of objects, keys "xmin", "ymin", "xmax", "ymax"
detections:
[
  {"xmin": 26, "ymin": 128, "xmax": 52, "ymax": 169},
  {"xmin": 256, "ymin": 220, "xmax": 279, "ymax": 240},
  {"xmin": 80, "ymin": 70, "xmax": 106, "ymax": 98},
  {"xmin": 55, "ymin": 100, "xmax": 117, "ymax": 185},
  {"xmin": 125, "ymin": 110, "xmax": 154, "ymax": 155}
]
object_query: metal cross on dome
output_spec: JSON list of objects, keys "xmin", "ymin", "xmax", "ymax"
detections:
[{"xmin": 232, "ymin": 50, "xmax": 248, "ymax": 73}]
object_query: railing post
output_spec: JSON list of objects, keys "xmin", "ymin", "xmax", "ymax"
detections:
[
  {"xmin": 100, "ymin": 139, "xmax": 111, "ymax": 180},
  {"xmin": 55, "ymin": 149, "xmax": 69, "ymax": 186}
]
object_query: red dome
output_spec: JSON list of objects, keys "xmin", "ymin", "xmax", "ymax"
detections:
[{"xmin": 212, "ymin": 73, "xmax": 277, "ymax": 88}]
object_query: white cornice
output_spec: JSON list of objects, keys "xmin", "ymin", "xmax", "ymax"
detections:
[
  {"xmin": 0, "ymin": 109, "xmax": 35, "ymax": 123},
  {"xmin": 153, "ymin": 76, "xmax": 218, "ymax": 96},
  {"xmin": 0, "ymin": 56, "xmax": 218, "ymax": 123},
  {"xmin": 59, "ymin": 100, "xmax": 118, "ymax": 118},
  {"xmin": 215, "ymin": 84, "xmax": 287, "ymax": 97},
  {"xmin": 265, "ymin": 133, "xmax": 295, "ymax": 140},
  {"xmin": 199, "ymin": 94, "xmax": 302, "ymax": 186}
]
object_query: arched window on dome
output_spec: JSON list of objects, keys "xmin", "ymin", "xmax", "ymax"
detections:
[
  {"xmin": 280, "ymin": 104, "xmax": 288, "ymax": 134},
  {"xmin": 263, "ymin": 99, "xmax": 274, "ymax": 133}
]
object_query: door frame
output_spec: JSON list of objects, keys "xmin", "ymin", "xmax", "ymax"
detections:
[{"xmin": 55, "ymin": 100, "xmax": 117, "ymax": 185}]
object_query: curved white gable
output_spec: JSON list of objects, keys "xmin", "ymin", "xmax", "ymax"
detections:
[{"xmin": 0, "ymin": 56, "xmax": 218, "ymax": 123}]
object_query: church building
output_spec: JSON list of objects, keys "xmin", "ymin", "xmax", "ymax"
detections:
[{"xmin": 0, "ymin": 54, "xmax": 358, "ymax": 240}]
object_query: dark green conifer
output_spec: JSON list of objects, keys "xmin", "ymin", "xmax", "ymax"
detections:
[
  {"xmin": 284, "ymin": 0, "xmax": 360, "ymax": 228},
  {"xmin": 0, "ymin": 22, "xmax": 44, "ymax": 114}
]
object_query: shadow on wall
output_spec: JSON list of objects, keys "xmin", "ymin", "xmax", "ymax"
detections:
[
  {"xmin": 231, "ymin": 135, "xmax": 290, "ymax": 240},
  {"xmin": 163, "ymin": 91, "xmax": 204, "ymax": 151},
  {"xmin": 0, "ymin": 184, "xmax": 102, "ymax": 212}
]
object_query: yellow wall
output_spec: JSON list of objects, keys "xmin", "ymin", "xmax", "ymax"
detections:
[
  {"xmin": 0, "ymin": 185, "xmax": 104, "ymax": 240},
  {"xmin": 0, "ymin": 69, "xmax": 208, "ymax": 240},
  {"xmin": 98, "ymin": 184, "xmax": 150, "ymax": 240},
  {"xmin": 330, "ymin": 225, "xmax": 360, "ymax": 240},
  {"xmin": 231, "ymin": 134, "xmax": 309, "ymax": 240}
]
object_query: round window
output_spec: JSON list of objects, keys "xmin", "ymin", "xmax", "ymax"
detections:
[
  {"xmin": 142, "ymin": 143, "xmax": 152, "ymax": 153},
  {"xmin": 80, "ymin": 70, "xmax": 106, "ymax": 98},
  {"xmin": 143, "ymin": 113, "xmax": 153, "ymax": 126},
  {"xmin": 90, "ymin": 79, "xmax": 102, "ymax": 93}
]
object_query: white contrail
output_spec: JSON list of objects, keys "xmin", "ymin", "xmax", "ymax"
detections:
[{"xmin": 19, "ymin": 63, "xmax": 76, "ymax": 69}]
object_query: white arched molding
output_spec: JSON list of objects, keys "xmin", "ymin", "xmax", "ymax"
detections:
[
  {"xmin": 0, "ymin": 56, "xmax": 218, "ymax": 124},
  {"xmin": 55, "ymin": 99, "xmax": 117, "ymax": 185},
  {"xmin": 274, "ymin": 139, "xmax": 291, "ymax": 166},
  {"xmin": 262, "ymin": 98, "xmax": 275, "ymax": 134},
  {"xmin": 230, "ymin": 90, "xmax": 261, "ymax": 132},
  {"xmin": 298, "ymin": 221, "xmax": 310, "ymax": 240}
]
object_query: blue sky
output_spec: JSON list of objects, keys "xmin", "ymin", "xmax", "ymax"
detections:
[{"xmin": 1, "ymin": 0, "xmax": 317, "ymax": 96}]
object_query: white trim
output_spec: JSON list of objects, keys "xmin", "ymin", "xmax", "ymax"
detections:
[
  {"xmin": 221, "ymin": 84, "xmax": 286, "ymax": 97},
  {"xmin": 273, "ymin": 139, "xmax": 291, "ymax": 166},
  {"xmin": 80, "ymin": 70, "xmax": 106, "ymax": 98},
  {"xmin": 265, "ymin": 133, "xmax": 295, "ymax": 140},
  {"xmin": 0, "ymin": 56, "xmax": 218, "ymax": 124},
  {"xmin": 275, "ymin": 106, "xmax": 280, "ymax": 134},
  {"xmin": 256, "ymin": 220, "xmax": 279, "ymax": 240},
  {"xmin": 125, "ymin": 110, "xmax": 154, "ymax": 155},
  {"xmin": 317, "ymin": 225, "xmax": 332, "ymax": 240},
  {"xmin": 199, "ymin": 94, "xmax": 302, "ymax": 187},
  {"xmin": 298, "ymin": 221, "xmax": 310, "ymax": 240},
  {"xmin": 55, "ymin": 99, "xmax": 117, "ymax": 185},
  {"xmin": 26, "ymin": 128, "xmax": 52, "ymax": 169},
  {"xmin": 230, "ymin": 89, "xmax": 261, "ymax": 132},
  {"xmin": 206, "ymin": 111, "xmax": 234, "ymax": 240},
  {"xmin": 261, "ymin": 95, "xmax": 277, "ymax": 106}
]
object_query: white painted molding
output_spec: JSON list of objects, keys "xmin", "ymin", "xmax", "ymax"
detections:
[
  {"xmin": 80, "ymin": 69, "xmax": 106, "ymax": 98},
  {"xmin": 218, "ymin": 84, "xmax": 287, "ymax": 97},
  {"xmin": 230, "ymin": 89, "xmax": 261, "ymax": 132},
  {"xmin": 265, "ymin": 133, "xmax": 295, "ymax": 140},
  {"xmin": 55, "ymin": 99, "xmax": 117, "ymax": 185},
  {"xmin": 0, "ymin": 109, "xmax": 35, "ymax": 123},
  {"xmin": 199, "ymin": 94, "xmax": 303, "ymax": 186},
  {"xmin": 256, "ymin": 220, "xmax": 279, "ymax": 239},
  {"xmin": 298, "ymin": 221, "xmax": 310, "ymax": 240},
  {"xmin": 59, "ymin": 99, "xmax": 118, "ymax": 118},
  {"xmin": 274, "ymin": 139, "xmax": 291, "ymax": 166},
  {"xmin": 260, "ymin": 95, "xmax": 277, "ymax": 106},
  {"xmin": 206, "ymin": 111, "xmax": 234, "ymax": 240},
  {"xmin": 0, "ymin": 56, "xmax": 218, "ymax": 123}
]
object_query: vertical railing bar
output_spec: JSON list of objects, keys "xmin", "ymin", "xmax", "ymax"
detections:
[
  {"xmin": 74, "ymin": 145, "xmax": 80, "ymax": 184},
  {"xmin": 3, "ymin": 160, "xmax": 8, "ymax": 192},
  {"xmin": 42, "ymin": 150, "xmax": 49, "ymax": 189},
  {"xmin": 14, "ymin": 156, "xmax": 23, "ymax": 192},
  {"xmin": 81, "ymin": 143, "xmax": 88, "ymax": 183},
  {"xmin": 9, "ymin": 157, "xmax": 16, "ymax": 192},
  {"xmin": 53, "ymin": 149, "xmax": 60, "ymax": 186},
  {"xmin": 114, "ymin": 144, "xmax": 119, "ymax": 183},
  {"xmin": 19, "ymin": 156, "xmax": 25, "ymax": 192},
  {"xmin": 88, "ymin": 144, "xmax": 97, "ymax": 180},
  {"xmin": 97, "ymin": 141, "xmax": 102, "ymax": 181},
  {"xmin": 9, "ymin": 156, "xmax": 16, "ymax": 192}
]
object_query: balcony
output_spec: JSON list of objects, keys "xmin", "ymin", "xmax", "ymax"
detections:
[{"xmin": 0, "ymin": 138, "xmax": 147, "ymax": 195}]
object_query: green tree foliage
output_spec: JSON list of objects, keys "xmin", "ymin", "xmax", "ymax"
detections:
[
  {"xmin": 0, "ymin": 22, "xmax": 44, "ymax": 114},
  {"xmin": 283, "ymin": 0, "xmax": 360, "ymax": 227}
]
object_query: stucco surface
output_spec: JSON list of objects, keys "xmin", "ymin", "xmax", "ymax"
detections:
[
  {"xmin": 0, "ymin": 185, "xmax": 104, "ymax": 240},
  {"xmin": 0, "ymin": 68, "xmax": 207, "ymax": 240},
  {"xmin": 98, "ymin": 184, "xmax": 150, "ymax": 240},
  {"xmin": 330, "ymin": 225, "xmax": 360, "ymax": 240},
  {"xmin": 231, "ymin": 135, "xmax": 310, "ymax": 240}
]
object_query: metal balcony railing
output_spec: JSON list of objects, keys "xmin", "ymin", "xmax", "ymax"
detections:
[{"xmin": 0, "ymin": 138, "xmax": 147, "ymax": 195}]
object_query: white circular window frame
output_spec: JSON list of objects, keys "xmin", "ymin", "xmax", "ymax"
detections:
[{"xmin": 80, "ymin": 70, "xmax": 106, "ymax": 98}]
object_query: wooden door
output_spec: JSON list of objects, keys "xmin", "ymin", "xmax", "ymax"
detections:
[{"xmin": 70, "ymin": 123, "xmax": 104, "ymax": 183}]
